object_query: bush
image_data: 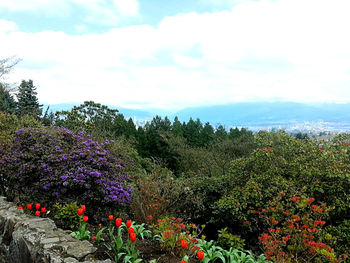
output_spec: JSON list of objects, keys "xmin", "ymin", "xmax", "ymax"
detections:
[
  {"xmin": 130, "ymin": 165, "xmax": 205, "ymax": 224},
  {"xmin": 217, "ymin": 228, "xmax": 245, "ymax": 250},
  {"xmin": 52, "ymin": 202, "xmax": 82, "ymax": 230},
  {"xmin": 258, "ymin": 194, "xmax": 339, "ymax": 262},
  {"xmin": 0, "ymin": 127, "xmax": 133, "ymax": 218}
]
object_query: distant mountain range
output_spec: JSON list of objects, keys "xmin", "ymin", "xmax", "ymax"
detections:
[{"xmin": 43, "ymin": 102, "xmax": 350, "ymax": 131}]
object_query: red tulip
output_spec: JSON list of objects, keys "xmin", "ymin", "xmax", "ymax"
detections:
[
  {"xmin": 18, "ymin": 206, "xmax": 23, "ymax": 210},
  {"xmin": 81, "ymin": 205, "xmax": 86, "ymax": 212},
  {"xmin": 83, "ymin": 216, "xmax": 88, "ymax": 222},
  {"xmin": 180, "ymin": 240, "xmax": 188, "ymax": 249},
  {"xmin": 92, "ymin": 236, "xmax": 96, "ymax": 240},
  {"xmin": 35, "ymin": 203, "xmax": 40, "ymax": 210},
  {"xmin": 35, "ymin": 211, "xmax": 40, "ymax": 216},
  {"xmin": 78, "ymin": 208, "xmax": 83, "ymax": 215},
  {"xmin": 128, "ymin": 227, "xmax": 134, "ymax": 234},
  {"xmin": 41, "ymin": 207, "xmax": 46, "ymax": 213},
  {"xmin": 108, "ymin": 215, "xmax": 113, "ymax": 221},
  {"xmin": 181, "ymin": 261, "xmax": 187, "ymax": 263},
  {"xmin": 116, "ymin": 218, "xmax": 122, "ymax": 227},
  {"xmin": 197, "ymin": 250, "xmax": 205, "ymax": 261},
  {"xmin": 126, "ymin": 220, "xmax": 132, "ymax": 228},
  {"xmin": 27, "ymin": 204, "xmax": 32, "ymax": 210},
  {"xmin": 130, "ymin": 232, "xmax": 136, "ymax": 242}
]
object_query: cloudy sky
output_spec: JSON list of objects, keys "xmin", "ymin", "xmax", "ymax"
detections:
[{"xmin": 1, "ymin": 0, "xmax": 350, "ymax": 110}]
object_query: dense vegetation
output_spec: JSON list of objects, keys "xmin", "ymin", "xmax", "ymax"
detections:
[{"xmin": 0, "ymin": 59, "xmax": 349, "ymax": 262}]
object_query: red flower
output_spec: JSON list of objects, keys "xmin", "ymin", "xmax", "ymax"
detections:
[
  {"xmin": 128, "ymin": 227, "xmax": 134, "ymax": 234},
  {"xmin": 126, "ymin": 220, "xmax": 132, "ymax": 228},
  {"xmin": 108, "ymin": 215, "xmax": 113, "ymax": 221},
  {"xmin": 197, "ymin": 250, "xmax": 205, "ymax": 261},
  {"xmin": 18, "ymin": 206, "xmax": 23, "ymax": 210},
  {"xmin": 130, "ymin": 232, "xmax": 137, "ymax": 242},
  {"xmin": 81, "ymin": 205, "xmax": 86, "ymax": 212},
  {"xmin": 92, "ymin": 236, "xmax": 96, "ymax": 240},
  {"xmin": 116, "ymin": 218, "xmax": 122, "ymax": 227},
  {"xmin": 78, "ymin": 208, "xmax": 83, "ymax": 215},
  {"xmin": 35, "ymin": 203, "xmax": 40, "ymax": 210},
  {"xmin": 98, "ymin": 223, "xmax": 102, "ymax": 227},
  {"xmin": 180, "ymin": 240, "xmax": 188, "ymax": 249},
  {"xmin": 35, "ymin": 211, "xmax": 40, "ymax": 216},
  {"xmin": 41, "ymin": 207, "xmax": 46, "ymax": 213},
  {"xmin": 27, "ymin": 204, "xmax": 32, "ymax": 210},
  {"xmin": 83, "ymin": 216, "xmax": 88, "ymax": 222},
  {"xmin": 181, "ymin": 261, "xmax": 187, "ymax": 263},
  {"xmin": 147, "ymin": 215, "xmax": 153, "ymax": 221}
]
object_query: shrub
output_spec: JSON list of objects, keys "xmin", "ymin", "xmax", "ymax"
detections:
[
  {"xmin": 130, "ymin": 165, "xmax": 205, "ymax": 224},
  {"xmin": 52, "ymin": 202, "xmax": 82, "ymax": 230},
  {"xmin": 258, "ymin": 194, "xmax": 339, "ymax": 262},
  {"xmin": 217, "ymin": 228, "xmax": 245, "ymax": 250},
  {"xmin": 0, "ymin": 127, "xmax": 133, "ymax": 218}
]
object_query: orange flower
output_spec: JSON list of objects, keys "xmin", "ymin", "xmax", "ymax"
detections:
[
  {"xmin": 130, "ymin": 232, "xmax": 136, "ymax": 242},
  {"xmin": 197, "ymin": 250, "xmax": 205, "ymax": 260},
  {"xmin": 116, "ymin": 218, "xmax": 122, "ymax": 227},
  {"xmin": 180, "ymin": 240, "xmax": 188, "ymax": 249}
]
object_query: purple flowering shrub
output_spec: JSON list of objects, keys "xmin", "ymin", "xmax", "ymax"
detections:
[{"xmin": 0, "ymin": 127, "xmax": 133, "ymax": 215}]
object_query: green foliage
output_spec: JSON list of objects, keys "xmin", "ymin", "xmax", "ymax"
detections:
[
  {"xmin": 52, "ymin": 202, "xmax": 82, "ymax": 230},
  {"xmin": 195, "ymin": 239, "xmax": 270, "ymax": 263},
  {"xmin": 71, "ymin": 222, "xmax": 91, "ymax": 241},
  {"xmin": 0, "ymin": 113, "xmax": 41, "ymax": 145},
  {"xmin": 0, "ymin": 84, "xmax": 17, "ymax": 114},
  {"xmin": 217, "ymin": 228, "xmax": 245, "ymax": 250},
  {"xmin": 16, "ymin": 79, "xmax": 42, "ymax": 118},
  {"xmin": 326, "ymin": 219, "xmax": 350, "ymax": 256}
]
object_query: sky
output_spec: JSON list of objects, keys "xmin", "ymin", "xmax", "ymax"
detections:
[{"xmin": 1, "ymin": 0, "xmax": 350, "ymax": 110}]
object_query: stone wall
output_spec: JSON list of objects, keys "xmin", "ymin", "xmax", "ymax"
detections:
[{"xmin": 0, "ymin": 196, "xmax": 112, "ymax": 263}]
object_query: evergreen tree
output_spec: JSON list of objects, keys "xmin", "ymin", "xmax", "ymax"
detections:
[
  {"xmin": 201, "ymin": 122, "xmax": 215, "ymax": 146},
  {"xmin": 0, "ymin": 84, "xmax": 17, "ymax": 114},
  {"xmin": 16, "ymin": 80, "xmax": 42, "ymax": 118},
  {"xmin": 171, "ymin": 116, "xmax": 184, "ymax": 137}
]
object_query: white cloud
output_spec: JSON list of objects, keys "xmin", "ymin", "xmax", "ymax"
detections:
[
  {"xmin": 112, "ymin": 0, "xmax": 139, "ymax": 17},
  {"xmin": 0, "ymin": 20, "xmax": 17, "ymax": 33},
  {"xmin": 2, "ymin": 0, "xmax": 350, "ymax": 109},
  {"xmin": 0, "ymin": 0, "xmax": 140, "ymax": 26},
  {"xmin": 0, "ymin": 0, "xmax": 70, "ymax": 15}
]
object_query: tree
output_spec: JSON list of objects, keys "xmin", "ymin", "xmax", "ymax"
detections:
[
  {"xmin": 16, "ymin": 80, "xmax": 42, "ymax": 118},
  {"xmin": 0, "ymin": 56, "xmax": 20, "ymax": 81},
  {"xmin": 0, "ymin": 84, "xmax": 17, "ymax": 114},
  {"xmin": 0, "ymin": 57, "xmax": 20, "ymax": 114}
]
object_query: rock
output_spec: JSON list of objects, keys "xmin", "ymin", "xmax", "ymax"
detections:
[{"xmin": 0, "ymin": 196, "xmax": 104, "ymax": 263}]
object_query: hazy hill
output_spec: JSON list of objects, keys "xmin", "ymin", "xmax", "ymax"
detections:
[{"xmin": 43, "ymin": 102, "xmax": 350, "ymax": 130}]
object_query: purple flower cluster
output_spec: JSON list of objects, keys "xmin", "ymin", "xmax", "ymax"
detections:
[{"xmin": 0, "ymin": 127, "xmax": 133, "ymax": 211}]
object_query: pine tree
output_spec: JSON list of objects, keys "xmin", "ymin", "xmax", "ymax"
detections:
[
  {"xmin": 0, "ymin": 83, "xmax": 17, "ymax": 114},
  {"xmin": 16, "ymin": 80, "xmax": 42, "ymax": 118}
]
